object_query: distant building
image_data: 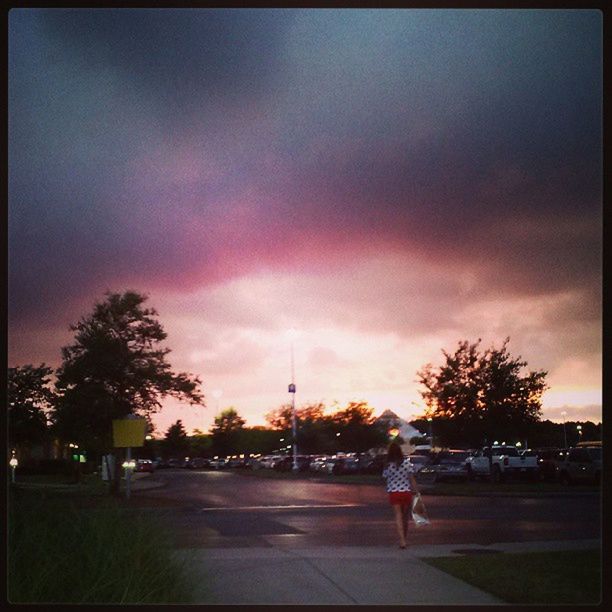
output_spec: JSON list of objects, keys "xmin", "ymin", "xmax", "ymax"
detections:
[{"xmin": 373, "ymin": 409, "xmax": 426, "ymax": 455}]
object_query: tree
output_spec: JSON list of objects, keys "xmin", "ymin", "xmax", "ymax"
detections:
[
  {"xmin": 163, "ymin": 420, "xmax": 190, "ymax": 458},
  {"xmin": 330, "ymin": 401, "xmax": 388, "ymax": 453},
  {"xmin": 52, "ymin": 291, "xmax": 204, "ymax": 493},
  {"xmin": 8, "ymin": 364, "xmax": 54, "ymax": 456},
  {"xmin": 189, "ymin": 429, "xmax": 213, "ymax": 457},
  {"xmin": 479, "ymin": 338, "xmax": 548, "ymax": 442},
  {"xmin": 210, "ymin": 407, "xmax": 246, "ymax": 456},
  {"xmin": 265, "ymin": 402, "xmax": 329, "ymax": 453},
  {"xmin": 417, "ymin": 338, "xmax": 548, "ymax": 447}
]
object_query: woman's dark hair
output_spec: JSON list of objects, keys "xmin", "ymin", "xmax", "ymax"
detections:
[{"xmin": 386, "ymin": 441, "xmax": 404, "ymax": 466}]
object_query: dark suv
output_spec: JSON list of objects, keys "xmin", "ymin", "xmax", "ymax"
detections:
[{"xmin": 557, "ymin": 446, "xmax": 601, "ymax": 485}]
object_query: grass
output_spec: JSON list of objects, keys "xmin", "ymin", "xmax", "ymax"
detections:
[
  {"xmin": 8, "ymin": 487, "xmax": 196, "ymax": 604},
  {"xmin": 423, "ymin": 549, "xmax": 601, "ymax": 604}
]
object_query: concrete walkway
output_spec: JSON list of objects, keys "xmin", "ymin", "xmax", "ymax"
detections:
[{"xmin": 173, "ymin": 539, "xmax": 599, "ymax": 605}]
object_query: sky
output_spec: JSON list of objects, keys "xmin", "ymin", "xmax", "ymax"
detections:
[{"xmin": 8, "ymin": 8, "xmax": 602, "ymax": 436}]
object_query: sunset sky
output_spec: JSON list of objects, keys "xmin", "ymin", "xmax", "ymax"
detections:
[{"xmin": 8, "ymin": 9, "xmax": 602, "ymax": 436}]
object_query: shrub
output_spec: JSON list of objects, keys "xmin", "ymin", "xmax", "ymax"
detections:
[{"xmin": 8, "ymin": 489, "xmax": 195, "ymax": 603}]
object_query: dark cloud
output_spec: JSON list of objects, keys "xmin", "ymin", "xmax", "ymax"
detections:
[{"xmin": 8, "ymin": 8, "xmax": 602, "ymax": 335}]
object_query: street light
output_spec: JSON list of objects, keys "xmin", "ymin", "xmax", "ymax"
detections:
[
  {"xmin": 9, "ymin": 453, "xmax": 18, "ymax": 483},
  {"xmin": 427, "ymin": 417, "xmax": 433, "ymax": 448},
  {"xmin": 287, "ymin": 328, "xmax": 299, "ymax": 472},
  {"xmin": 576, "ymin": 424, "xmax": 582, "ymax": 444},
  {"xmin": 212, "ymin": 389, "xmax": 223, "ymax": 412},
  {"xmin": 561, "ymin": 411, "xmax": 568, "ymax": 448}
]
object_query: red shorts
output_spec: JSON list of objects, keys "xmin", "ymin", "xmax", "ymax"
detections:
[{"xmin": 389, "ymin": 491, "xmax": 413, "ymax": 506}]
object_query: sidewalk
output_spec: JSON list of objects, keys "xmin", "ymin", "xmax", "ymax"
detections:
[{"xmin": 173, "ymin": 539, "xmax": 599, "ymax": 605}]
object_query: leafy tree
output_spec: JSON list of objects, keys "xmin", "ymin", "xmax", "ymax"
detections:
[
  {"xmin": 265, "ymin": 402, "xmax": 332, "ymax": 454},
  {"xmin": 189, "ymin": 430, "xmax": 213, "ymax": 457},
  {"xmin": 330, "ymin": 401, "xmax": 388, "ymax": 453},
  {"xmin": 210, "ymin": 407, "xmax": 246, "ymax": 456},
  {"xmin": 234, "ymin": 426, "xmax": 284, "ymax": 455},
  {"xmin": 163, "ymin": 420, "xmax": 190, "ymax": 458},
  {"xmin": 479, "ymin": 338, "xmax": 548, "ymax": 442},
  {"xmin": 417, "ymin": 338, "xmax": 548, "ymax": 447},
  {"xmin": 51, "ymin": 291, "xmax": 204, "ymax": 492},
  {"xmin": 8, "ymin": 364, "xmax": 54, "ymax": 455}
]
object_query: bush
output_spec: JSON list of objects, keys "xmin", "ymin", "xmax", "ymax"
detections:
[
  {"xmin": 15, "ymin": 459, "xmax": 72, "ymax": 476},
  {"xmin": 8, "ymin": 489, "xmax": 195, "ymax": 603}
]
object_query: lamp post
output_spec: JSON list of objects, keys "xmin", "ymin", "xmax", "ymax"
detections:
[
  {"xmin": 212, "ymin": 389, "xmax": 223, "ymax": 413},
  {"xmin": 576, "ymin": 424, "xmax": 582, "ymax": 444},
  {"xmin": 561, "ymin": 411, "xmax": 568, "ymax": 448},
  {"xmin": 427, "ymin": 417, "xmax": 433, "ymax": 449},
  {"xmin": 287, "ymin": 328, "xmax": 298, "ymax": 472},
  {"xmin": 9, "ymin": 453, "xmax": 18, "ymax": 484}
]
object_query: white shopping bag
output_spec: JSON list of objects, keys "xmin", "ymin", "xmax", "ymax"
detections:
[{"xmin": 412, "ymin": 492, "xmax": 430, "ymax": 527}]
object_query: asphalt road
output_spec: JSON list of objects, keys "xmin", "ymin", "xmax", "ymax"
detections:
[{"xmin": 133, "ymin": 469, "xmax": 601, "ymax": 550}]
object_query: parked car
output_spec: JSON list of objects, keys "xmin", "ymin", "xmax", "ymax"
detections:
[
  {"xmin": 209, "ymin": 457, "xmax": 228, "ymax": 469},
  {"xmin": 274, "ymin": 455, "xmax": 312, "ymax": 472},
  {"xmin": 136, "ymin": 459, "xmax": 154, "ymax": 473},
  {"xmin": 357, "ymin": 454, "xmax": 385, "ymax": 475},
  {"xmin": 419, "ymin": 450, "xmax": 471, "ymax": 482},
  {"xmin": 557, "ymin": 446, "xmax": 601, "ymax": 485},
  {"xmin": 529, "ymin": 448, "xmax": 565, "ymax": 481},
  {"xmin": 407, "ymin": 454, "xmax": 432, "ymax": 472},
  {"xmin": 330, "ymin": 456, "xmax": 360, "ymax": 475},
  {"xmin": 466, "ymin": 446, "xmax": 539, "ymax": 482},
  {"xmin": 259, "ymin": 455, "xmax": 284, "ymax": 469},
  {"xmin": 187, "ymin": 457, "xmax": 210, "ymax": 469},
  {"xmin": 167, "ymin": 458, "xmax": 188, "ymax": 469},
  {"xmin": 309, "ymin": 456, "xmax": 331, "ymax": 472}
]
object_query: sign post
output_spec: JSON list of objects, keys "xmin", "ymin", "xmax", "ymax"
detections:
[{"xmin": 112, "ymin": 416, "xmax": 146, "ymax": 499}]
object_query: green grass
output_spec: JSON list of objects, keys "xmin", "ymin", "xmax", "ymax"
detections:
[
  {"xmin": 424, "ymin": 549, "xmax": 601, "ymax": 604},
  {"xmin": 8, "ymin": 488, "xmax": 196, "ymax": 604}
]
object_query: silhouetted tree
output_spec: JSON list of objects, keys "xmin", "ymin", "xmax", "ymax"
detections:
[
  {"xmin": 417, "ymin": 338, "xmax": 548, "ymax": 447},
  {"xmin": 8, "ymin": 364, "xmax": 54, "ymax": 456},
  {"xmin": 210, "ymin": 407, "xmax": 246, "ymax": 456},
  {"xmin": 52, "ymin": 291, "xmax": 204, "ymax": 493},
  {"xmin": 163, "ymin": 420, "xmax": 190, "ymax": 458},
  {"xmin": 330, "ymin": 401, "xmax": 388, "ymax": 453}
]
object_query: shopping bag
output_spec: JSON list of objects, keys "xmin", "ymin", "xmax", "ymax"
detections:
[{"xmin": 411, "ymin": 492, "xmax": 430, "ymax": 527}]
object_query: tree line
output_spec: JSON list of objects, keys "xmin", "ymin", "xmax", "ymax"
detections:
[{"xmin": 8, "ymin": 290, "xmax": 601, "ymax": 493}]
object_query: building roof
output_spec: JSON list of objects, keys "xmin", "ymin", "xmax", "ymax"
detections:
[{"xmin": 375, "ymin": 409, "xmax": 425, "ymax": 441}]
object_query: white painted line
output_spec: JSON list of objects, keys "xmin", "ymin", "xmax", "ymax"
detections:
[{"xmin": 199, "ymin": 503, "xmax": 363, "ymax": 512}]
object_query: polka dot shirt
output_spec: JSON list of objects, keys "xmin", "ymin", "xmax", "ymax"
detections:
[{"xmin": 383, "ymin": 458, "xmax": 414, "ymax": 492}]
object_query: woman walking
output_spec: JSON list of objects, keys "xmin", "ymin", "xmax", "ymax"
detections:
[{"xmin": 383, "ymin": 441, "xmax": 420, "ymax": 548}]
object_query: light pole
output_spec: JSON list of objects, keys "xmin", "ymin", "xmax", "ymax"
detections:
[
  {"xmin": 561, "ymin": 411, "xmax": 568, "ymax": 448},
  {"xmin": 9, "ymin": 452, "xmax": 18, "ymax": 484},
  {"xmin": 576, "ymin": 424, "xmax": 582, "ymax": 444},
  {"xmin": 212, "ymin": 389, "xmax": 223, "ymax": 413},
  {"xmin": 287, "ymin": 329, "xmax": 298, "ymax": 472},
  {"xmin": 427, "ymin": 417, "xmax": 433, "ymax": 449}
]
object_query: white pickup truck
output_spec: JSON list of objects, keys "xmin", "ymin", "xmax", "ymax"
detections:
[{"xmin": 466, "ymin": 446, "xmax": 539, "ymax": 483}]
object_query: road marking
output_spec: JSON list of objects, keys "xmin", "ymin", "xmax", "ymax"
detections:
[{"xmin": 198, "ymin": 503, "xmax": 363, "ymax": 512}]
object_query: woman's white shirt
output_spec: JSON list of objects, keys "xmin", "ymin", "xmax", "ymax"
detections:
[{"xmin": 383, "ymin": 458, "xmax": 414, "ymax": 492}]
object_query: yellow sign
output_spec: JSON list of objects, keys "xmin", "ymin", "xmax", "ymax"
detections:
[{"xmin": 112, "ymin": 418, "xmax": 147, "ymax": 448}]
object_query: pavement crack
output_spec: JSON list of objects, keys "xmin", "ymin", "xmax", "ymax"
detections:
[{"xmin": 283, "ymin": 549, "xmax": 359, "ymax": 604}]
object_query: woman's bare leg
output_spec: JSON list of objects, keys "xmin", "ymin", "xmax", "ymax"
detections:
[{"xmin": 393, "ymin": 505, "xmax": 407, "ymax": 547}]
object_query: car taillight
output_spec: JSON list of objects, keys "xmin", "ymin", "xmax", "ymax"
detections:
[{"xmin": 503, "ymin": 457, "xmax": 509, "ymax": 466}]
